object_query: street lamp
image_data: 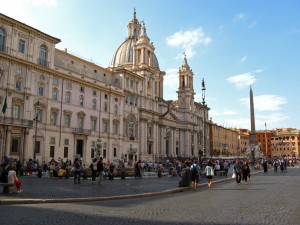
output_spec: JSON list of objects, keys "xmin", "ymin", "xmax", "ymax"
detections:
[
  {"xmin": 33, "ymin": 100, "xmax": 40, "ymax": 160},
  {"xmin": 201, "ymin": 78, "xmax": 206, "ymax": 158}
]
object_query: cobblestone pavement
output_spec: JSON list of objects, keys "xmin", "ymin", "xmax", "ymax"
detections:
[{"xmin": 0, "ymin": 166, "xmax": 299, "ymax": 225}]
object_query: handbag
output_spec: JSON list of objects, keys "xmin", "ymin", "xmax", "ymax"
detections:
[{"xmin": 232, "ymin": 173, "xmax": 236, "ymax": 178}]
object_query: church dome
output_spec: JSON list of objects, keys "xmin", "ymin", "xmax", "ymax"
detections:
[
  {"xmin": 108, "ymin": 10, "xmax": 159, "ymax": 69},
  {"xmin": 109, "ymin": 38, "xmax": 159, "ymax": 68}
]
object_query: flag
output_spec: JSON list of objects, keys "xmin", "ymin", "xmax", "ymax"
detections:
[{"xmin": 2, "ymin": 96, "xmax": 7, "ymax": 114}]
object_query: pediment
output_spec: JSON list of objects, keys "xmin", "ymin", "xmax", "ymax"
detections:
[{"xmin": 162, "ymin": 111, "xmax": 179, "ymax": 121}]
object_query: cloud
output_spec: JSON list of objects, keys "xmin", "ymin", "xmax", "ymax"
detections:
[
  {"xmin": 0, "ymin": 0, "xmax": 58, "ymax": 26},
  {"xmin": 241, "ymin": 55, "xmax": 247, "ymax": 63},
  {"xmin": 223, "ymin": 110, "xmax": 237, "ymax": 115},
  {"xmin": 227, "ymin": 72, "xmax": 256, "ymax": 89},
  {"xmin": 166, "ymin": 28, "xmax": 212, "ymax": 59},
  {"xmin": 248, "ymin": 21, "xmax": 257, "ymax": 29},
  {"xmin": 233, "ymin": 13, "xmax": 246, "ymax": 22},
  {"xmin": 256, "ymin": 113, "xmax": 289, "ymax": 128},
  {"xmin": 240, "ymin": 94, "xmax": 287, "ymax": 111}
]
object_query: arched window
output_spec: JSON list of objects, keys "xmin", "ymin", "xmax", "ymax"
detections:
[
  {"xmin": 0, "ymin": 28, "xmax": 6, "ymax": 52},
  {"xmin": 39, "ymin": 45, "xmax": 48, "ymax": 67}
]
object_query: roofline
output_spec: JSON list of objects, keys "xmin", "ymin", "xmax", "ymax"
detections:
[{"xmin": 0, "ymin": 13, "xmax": 61, "ymax": 44}]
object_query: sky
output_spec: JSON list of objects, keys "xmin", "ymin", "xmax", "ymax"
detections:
[{"xmin": 1, "ymin": 0, "xmax": 300, "ymax": 131}]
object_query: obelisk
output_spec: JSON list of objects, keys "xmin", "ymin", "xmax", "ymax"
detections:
[{"xmin": 249, "ymin": 86, "xmax": 256, "ymax": 144}]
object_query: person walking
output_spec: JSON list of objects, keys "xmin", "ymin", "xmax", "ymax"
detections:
[
  {"xmin": 223, "ymin": 160, "xmax": 229, "ymax": 176},
  {"xmin": 97, "ymin": 157, "xmax": 104, "ymax": 184},
  {"xmin": 204, "ymin": 160, "xmax": 214, "ymax": 190},
  {"xmin": 90, "ymin": 158, "xmax": 98, "ymax": 184},
  {"xmin": 190, "ymin": 160, "xmax": 200, "ymax": 191},
  {"xmin": 241, "ymin": 161, "xmax": 250, "ymax": 184},
  {"xmin": 8, "ymin": 165, "xmax": 22, "ymax": 193},
  {"xmin": 73, "ymin": 158, "xmax": 81, "ymax": 184},
  {"xmin": 233, "ymin": 159, "xmax": 242, "ymax": 184},
  {"xmin": 273, "ymin": 160, "xmax": 278, "ymax": 172},
  {"xmin": 134, "ymin": 160, "xmax": 142, "ymax": 179}
]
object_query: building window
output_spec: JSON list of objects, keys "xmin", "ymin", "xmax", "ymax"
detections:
[
  {"xmin": 0, "ymin": 28, "xmax": 6, "ymax": 52},
  {"xmin": 52, "ymin": 89, "xmax": 58, "ymax": 100},
  {"xmin": 78, "ymin": 117, "xmax": 84, "ymax": 129},
  {"xmin": 15, "ymin": 80, "xmax": 22, "ymax": 91},
  {"xmin": 64, "ymin": 147, "xmax": 68, "ymax": 158},
  {"xmin": 33, "ymin": 142, "xmax": 40, "ymax": 158},
  {"xmin": 64, "ymin": 114, "xmax": 71, "ymax": 127},
  {"xmin": 50, "ymin": 146, "xmax": 55, "ymax": 158},
  {"xmin": 37, "ymin": 109, "xmax": 43, "ymax": 122},
  {"xmin": 103, "ymin": 120, "xmax": 108, "ymax": 133},
  {"xmin": 11, "ymin": 138, "xmax": 19, "ymax": 153},
  {"xmin": 66, "ymin": 92, "xmax": 71, "ymax": 103},
  {"xmin": 18, "ymin": 40, "xmax": 25, "ymax": 53},
  {"xmin": 64, "ymin": 139, "xmax": 69, "ymax": 145},
  {"xmin": 66, "ymin": 82, "xmax": 72, "ymax": 90},
  {"xmin": 38, "ymin": 86, "xmax": 44, "ymax": 96},
  {"xmin": 12, "ymin": 105, "xmax": 20, "ymax": 119},
  {"xmin": 92, "ymin": 100, "xmax": 96, "ymax": 110},
  {"xmin": 53, "ymin": 78, "xmax": 58, "ymax": 85},
  {"xmin": 39, "ymin": 45, "xmax": 48, "ymax": 67},
  {"xmin": 113, "ymin": 122, "xmax": 118, "ymax": 134},
  {"xmin": 79, "ymin": 97, "xmax": 84, "ymax": 106},
  {"xmin": 93, "ymin": 90, "xmax": 96, "ymax": 96},
  {"xmin": 114, "ymin": 104, "xmax": 118, "ymax": 114},
  {"xmin": 16, "ymin": 67, "xmax": 22, "ymax": 74},
  {"xmin": 80, "ymin": 86, "xmax": 85, "ymax": 93},
  {"xmin": 104, "ymin": 94, "xmax": 107, "ymax": 99},
  {"xmin": 114, "ymin": 148, "xmax": 117, "ymax": 157},
  {"xmin": 50, "ymin": 137, "xmax": 55, "ymax": 144},
  {"xmin": 51, "ymin": 111, "xmax": 57, "ymax": 125},
  {"xmin": 103, "ymin": 149, "xmax": 106, "ymax": 159},
  {"xmin": 91, "ymin": 118, "xmax": 97, "ymax": 131}
]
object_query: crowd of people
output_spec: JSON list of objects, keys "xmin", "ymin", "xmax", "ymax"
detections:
[{"xmin": 0, "ymin": 154, "xmax": 297, "ymax": 193}]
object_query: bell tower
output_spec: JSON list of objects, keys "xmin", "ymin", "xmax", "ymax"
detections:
[{"xmin": 177, "ymin": 54, "xmax": 195, "ymax": 111}]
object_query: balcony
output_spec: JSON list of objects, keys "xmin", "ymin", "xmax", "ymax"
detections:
[
  {"xmin": 0, "ymin": 116, "xmax": 33, "ymax": 128},
  {"xmin": 73, "ymin": 128, "xmax": 91, "ymax": 135},
  {"xmin": 38, "ymin": 58, "xmax": 49, "ymax": 68}
]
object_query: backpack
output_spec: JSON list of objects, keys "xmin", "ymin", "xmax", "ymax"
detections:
[
  {"xmin": 75, "ymin": 161, "xmax": 80, "ymax": 169},
  {"xmin": 191, "ymin": 164, "xmax": 198, "ymax": 176}
]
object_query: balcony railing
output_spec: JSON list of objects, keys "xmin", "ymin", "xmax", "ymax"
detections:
[
  {"xmin": 38, "ymin": 58, "xmax": 49, "ymax": 68},
  {"xmin": 73, "ymin": 128, "xmax": 91, "ymax": 135},
  {"xmin": 0, "ymin": 116, "xmax": 33, "ymax": 128}
]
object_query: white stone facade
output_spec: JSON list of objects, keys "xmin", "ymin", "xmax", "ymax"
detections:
[{"xmin": 0, "ymin": 11, "xmax": 210, "ymax": 165}]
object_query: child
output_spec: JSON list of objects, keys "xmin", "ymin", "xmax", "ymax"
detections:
[{"xmin": 8, "ymin": 165, "xmax": 22, "ymax": 193}]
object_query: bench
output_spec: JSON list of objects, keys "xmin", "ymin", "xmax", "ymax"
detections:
[
  {"xmin": 0, "ymin": 183, "xmax": 14, "ymax": 193},
  {"xmin": 215, "ymin": 170, "xmax": 227, "ymax": 176}
]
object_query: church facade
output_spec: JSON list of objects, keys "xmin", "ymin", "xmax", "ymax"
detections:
[{"xmin": 0, "ymin": 11, "xmax": 210, "ymax": 165}]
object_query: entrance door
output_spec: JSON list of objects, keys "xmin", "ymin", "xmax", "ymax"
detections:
[
  {"xmin": 76, "ymin": 140, "xmax": 84, "ymax": 157},
  {"xmin": 166, "ymin": 140, "xmax": 169, "ymax": 157}
]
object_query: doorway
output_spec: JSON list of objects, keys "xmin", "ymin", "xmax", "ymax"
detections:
[{"xmin": 76, "ymin": 140, "xmax": 84, "ymax": 157}]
